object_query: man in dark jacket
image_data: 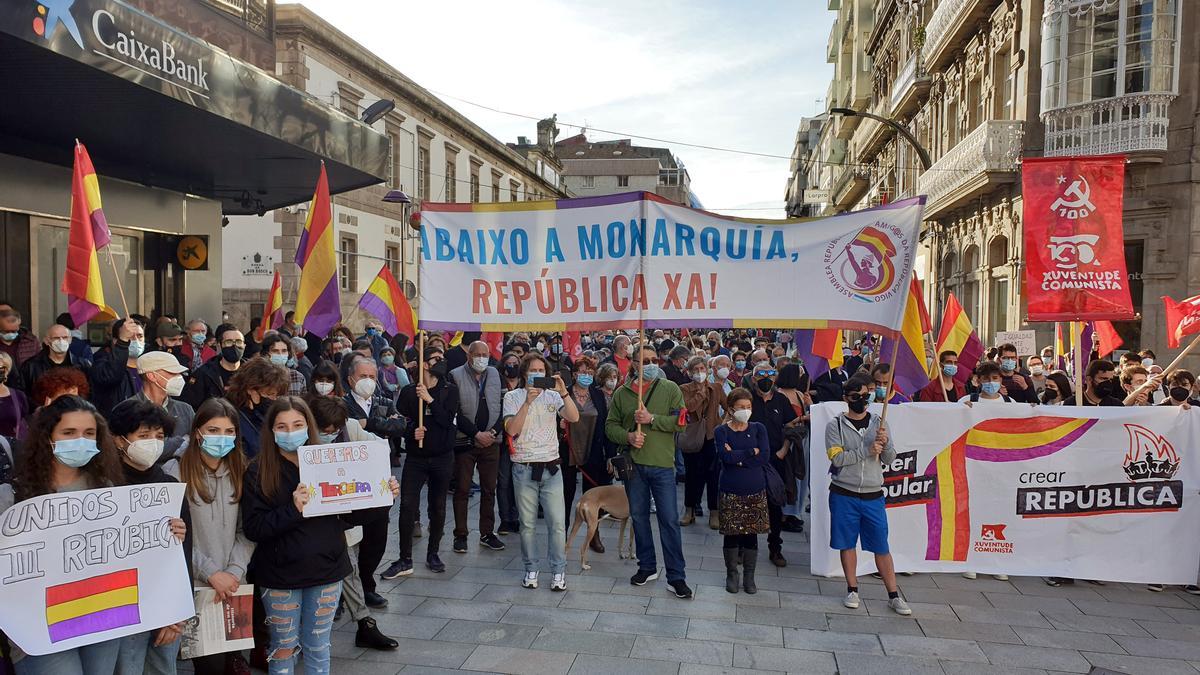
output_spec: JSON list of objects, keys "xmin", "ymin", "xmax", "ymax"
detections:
[
  {"xmin": 89, "ymin": 318, "xmax": 144, "ymax": 417},
  {"xmin": 662, "ymin": 345, "xmax": 692, "ymax": 387},
  {"xmin": 381, "ymin": 347, "xmax": 460, "ymax": 579},
  {"xmin": 19, "ymin": 323, "xmax": 91, "ymax": 395},
  {"xmin": 181, "ymin": 324, "xmax": 244, "ymax": 410}
]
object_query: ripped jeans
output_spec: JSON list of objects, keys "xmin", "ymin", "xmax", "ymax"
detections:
[{"xmin": 259, "ymin": 582, "xmax": 342, "ymax": 675}]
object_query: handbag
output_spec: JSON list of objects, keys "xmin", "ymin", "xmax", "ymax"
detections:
[
  {"xmin": 676, "ymin": 413, "xmax": 707, "ymax": 453},
  {"xmin": 762, "ymin": 463, "xmax": 786, "ymax": 506}
]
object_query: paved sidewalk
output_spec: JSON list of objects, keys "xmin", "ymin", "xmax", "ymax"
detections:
[{"xmin": 254, "ymin": 480, "xmax": 1200, "ymax": 674}]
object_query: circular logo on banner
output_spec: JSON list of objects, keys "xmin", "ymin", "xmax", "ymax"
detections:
[
  {"xmin": 823, "ymin": 223, "xmax": 903, "ymax": 302},
  {"xmin": 176, "ymin": 236, "xmax": 208, "ymax": 270}
]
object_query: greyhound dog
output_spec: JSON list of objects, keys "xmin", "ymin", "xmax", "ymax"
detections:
[{"xmin": 566, "ymin": 485, "xmax": 634, "ymax": 570}]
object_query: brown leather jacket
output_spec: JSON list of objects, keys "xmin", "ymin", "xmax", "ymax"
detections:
[{"xmin": 681, "ymin": 381, "xmax": 726, "ymax": 440}]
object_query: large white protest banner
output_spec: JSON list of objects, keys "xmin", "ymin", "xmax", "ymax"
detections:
[
  {"xmin": 417, "ymin": 192, "xmax": 924, "ymax": 334},
  {"xmin": 298, "ymin": 440, "xmax": 395, "ymax": 517},
  {"xmin": 809, "ymin": 403, "xmax": 1200, "ymax": 583},
  {"xmin": 0, "ymin": 483, "xmax": 194, "ymax": 655}
]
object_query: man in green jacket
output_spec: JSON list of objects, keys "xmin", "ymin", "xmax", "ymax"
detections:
[{"xmin": 606, "ymin": 344, "xmax": 693, "ymax": 599}]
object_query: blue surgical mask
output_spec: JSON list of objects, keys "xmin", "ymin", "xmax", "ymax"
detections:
[
  {"xmin": 190, "ymin": 332, "xmax": 207, "ymax": 345},
  {"xmin": 642, "ymin": 364, "xmax": 661, "ymax": 381},
  {"xmin": 127, "ymin": 340, "xmax": 145, "ymax": 358},
  {"xmin": 0, "ymin": 332, "xmax": 17, "ymax": 342},
  {"xmin": 274, "ymin": 428, "xmax": 309, "ymax": 452},
  {"xmin": 53, "ymin": 437, "xmax": 100, "ymax": 468},
  {"xmin": 576, "ymin": 374, "xmax": 594, "ymax": 387},
  {"xmin": 381, "ymin": 355, "xmax": 395, "ymax": 366},
  {"xmin": 199, "ymin": 434, "xmax": 236, "ymax": 458},
  {"xmin": 981, "ymin": 381, "xmax": 1002, "ymax": 396},
  {"xmin": 874, "ymin": 386, "xmax": 887, "ymax": 401},
  {"xmin": 286, "ymin": 357, "xmax": 297, "ymax": 368},
  {"xmin": 269, "ymin": 353, "xmax": 288, "ymax": 367},
  {"xmin": 1000, "ymin": 358, "xmax": 1017, "ymax": 372},
  {"xmin": 317, "ymin": 430, "xmax": 340, "ymax": 444},
  {"xmin": 366, "ymin": 328, "xmax": 378, "ymax": 337},
  {"xmin": 734, "ymin": 360, "xmax": 746, "ymax": 370},
  {"xmin": 942, "ymin": 363, "xmax": 958, "ymax": 377}
]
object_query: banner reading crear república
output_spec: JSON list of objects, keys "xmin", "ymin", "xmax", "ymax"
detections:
[
  {"xmin": 0, "ymin": 484, "xmax": 194, "ymax": 655},
  {"xmin": 418, "ymin": 193, "xmax": 924, "ymax": 334},
  {"xmin": 809, "ymin": 403, "xmax": 1200, "ymax": 583}
]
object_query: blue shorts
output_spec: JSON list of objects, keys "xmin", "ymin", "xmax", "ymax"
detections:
[{"xmin": 829, "ymin": 490, "xmax": 890, "ymax": 554}]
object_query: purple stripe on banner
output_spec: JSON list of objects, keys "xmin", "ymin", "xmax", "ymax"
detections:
[
  {"xmin": 963, "ymin": 420, "xmax": 1096, "ymax": 463},
  {"xmin": 923, "ymin": 458, "xmax": 942, "ymax": 561},
  {"xmin": 555, "ymin": 192, "xmax": 645, "ymax": 210},
  {"xmin": 302, "ymin": 279, "xmax": 342, "ymax": 339},
  {"xmin": 644, "ymin": 319, "xmax": 733, "ymax": 329},
  {"xmin": 48, "ymin": 604, "xmax": 140, "ymax": 643},
  {"xmin": 418, "ymin": 321, "xmax": 483, "ymax": 331}
]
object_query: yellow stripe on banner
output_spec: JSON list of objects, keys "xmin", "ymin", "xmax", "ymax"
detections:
[
  {"xmin": 82, "ymin": 173, "xmax": 104, "ymax": 210},
  {"xmin": 472, "ymin": 201, "xmax": 557, "ymax": 212},
  {"xmin": 935, "ymin": 452, "xmax": 957, "ymax": 559},
  {"xmin": 965, "ymin": 419, "xmax": 1088, "ymax": 450},
  {"xmin": 46, "ymin": 586, "xmax": 138, "ymax": 625},
  {"xmin": 827, "ymin": 445, "xmax": 844, "ymax": 461}
]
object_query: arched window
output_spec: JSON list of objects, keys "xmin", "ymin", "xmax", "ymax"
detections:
[
  {"xmin": 988, "ymin": 236, "xmax": 1010, "ymax": 336},
  {"xmin": 962, "ymin": 245, "xmax": 981, "ymax": 325}
]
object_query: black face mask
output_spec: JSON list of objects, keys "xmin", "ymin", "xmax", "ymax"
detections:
[
  {"xmin": 1093, "ymin": 379, "xmax": 1117, "ymax": 399},
  {"xmin": 756, "ymin": 378, "xmax": 774, "ymax": 394},
  {"xmin": 1041, "ymin": 389, "xmax": 1058, "ymax": 404},
  {"xmin": 429, "ymin": 361, "xmax": 448, "ymax": 379},
  {"xmin": 846, "ymin": 398, "xmax": 868, "ymax": 414},
  {"xmin": 221, "ymin": 345, "xmax": 244, "ymax": 363},
  {"xmin": 504, "ymin": 363, "xmax": 519, "ymax": 378},
  {"xmin": 1170, "ymin": 387, "xmax": 1190, "ymax": 402}
]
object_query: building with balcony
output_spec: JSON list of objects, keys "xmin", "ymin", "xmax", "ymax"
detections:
[
  {"xmin": 555, "ymin": 135, "xmax": 700, "ymax": 207},
  {"xmin": 220, "ymin": 4, "xmax": 568, "ymax": 330},
  {"xmin": 786, "ymin": 115, "xmax": 829, "ymax": 217}
]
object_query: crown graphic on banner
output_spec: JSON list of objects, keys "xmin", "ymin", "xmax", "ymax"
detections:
[{"xmin": 1122, "ymin": 424, "xmax": 1181, "ymax": 482}]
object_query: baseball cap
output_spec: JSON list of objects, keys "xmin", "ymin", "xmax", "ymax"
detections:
[
  {"xmin": 137, "ymin": 351, "xmax": 189, "ymax": 375},
  {"xmin": 156, "ymin": 322, "xmax": 183, "ymax": 340}
]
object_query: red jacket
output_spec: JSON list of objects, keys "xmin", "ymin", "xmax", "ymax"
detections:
[
  {"xmin": 917, "ymin": 377, "xmax": 966, "ymax": 402},
  {"xmin": 178, "ymin": 342, "xmax": 217, "ymax": 371}
]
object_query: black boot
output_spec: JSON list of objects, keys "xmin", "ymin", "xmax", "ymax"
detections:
[
  {"xmin": 355, "ymin": 617, "xmax": 398, "ymax": 650},
  {"xmin": 741, "ymin": 548, "xmax": 758, "ymax": 594},
  {"xmin": 723, "ymin": 548, "xmax": 740, "ymax": 594}
]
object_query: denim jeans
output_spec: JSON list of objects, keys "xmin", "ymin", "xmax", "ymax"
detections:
[
  {"xmin": 115, "ymin": 628, "xmax": 180, "ymax": 674},
  {"xmin": 260, "ymin": 582, "xmax": 342, "ymax": 675},
  {"xmin": 674, "ymin": 447, "xmax": 686, "ymax": 477},
  {"xmin": 512, "ymin": 462, "xmax": 566, "ymax": 574},
  {"xmin": 497, "ymin": 451, "xmax": 518, "ymax": 524},
  {"xmin": 14, "ymin": 639, "xmax": 120, "ymax": 675},
  {"xmin": 783, "ymin": 436, "xmax": 810, "ymax": 518},
  {"xmin": 625, "ymin": 463, "xmax": 687, "ymax": 583}
]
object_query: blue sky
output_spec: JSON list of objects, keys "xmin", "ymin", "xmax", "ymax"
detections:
[{"xmin": 289, "ymin": 0, "xmax": 832, "ymax": 218}]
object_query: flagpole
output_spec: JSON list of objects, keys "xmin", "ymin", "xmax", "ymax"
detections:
[
  {"xmin": 104, "ymin": 246, "xmax": 132, "ymax": 319},
  {"xmin": 1161, "ymin": 333, "xmax": 1200, "ymax": 378},
  {"xmin": 881, "ymin": 288, "xmax": 911, "ymax": 423},
  {"xmin": 1073, "ymin": 321, "xmax": 1085, "ymax": 406},
  {"xmin": 417, "ymin": 329, "xmax": 425, "ymax": 449},
  {"xmin": 636, "ymin": 195, "xmax": 647, "ymax": 434}
]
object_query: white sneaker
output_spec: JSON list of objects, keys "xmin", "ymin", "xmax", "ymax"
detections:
[
  {"xmin": 993, "ymin": 574, "xmax": 1009, "ymax": 581},
  {"xmin": 551, "ymin": 573, "xmax": 567, "ymax": 592},
  {"xmin": 961, "ymin": 571, "xmax": 978, "ymax": 580},
  {"xmin": 888, "ymin": 596, "xmax": 913, "ymax": 616},
  {"xmin": 843, "ymin": 591, "xmax": 860, "ymax": 609},
  {"xmin": 522, "ymin": 571, "xmax": 539, "ymax": 589}
]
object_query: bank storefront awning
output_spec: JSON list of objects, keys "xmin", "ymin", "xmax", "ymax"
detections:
[{"xmin": 0, "ymin": 0, "xmax": 387, "ymax": 214}]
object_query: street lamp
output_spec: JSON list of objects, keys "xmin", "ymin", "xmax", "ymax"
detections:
[{"xmin": 830, "ymin": 107, "xmax": 932, "ymax": 171}]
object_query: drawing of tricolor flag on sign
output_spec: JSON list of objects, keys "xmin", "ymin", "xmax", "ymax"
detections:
[
  {"xmin": 46, "ymin": 569, "xmax": 140, "ymax": 643},
  {"xmin": 924, "ymin": 417, "xmax": 1097, "ymax": 562}
]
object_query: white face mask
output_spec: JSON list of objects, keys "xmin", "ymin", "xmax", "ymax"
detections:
[
  {"xmin": 716, "ymin": 367, "xmax": 731, "ymax": 380},
  {"xmin": 732, "ymin": 409, "xmax": 752, "ymax": 423},
  {"xmin": 691, "ymin": 372, "xmax": 707, "ymax": 383},
  {"xmin": 124, "ymin": 438, "xmax": 163, "ymax": 470},
  {"xmin": 604, "ymin": 378, "xmax": 617, "ymax": 390},
  {"xmin": 353, "ymin": 378, "xmax": 377, "ymax": 398},
  {"xmin": 162, "ymin": 374, "xmax": 185, "ymax": 397},
  {"xmin": 535, "ymin": 342, "xmax": 545, "ymax": 352},
  {"xmin": 315, "ymin": 381, "xmax": 334, "ymax": 396},
  {"xmin": 624, "ymin": 344, "xmax": 634, "ymax": 357},
  {"xmin": 50, "ymin": 338, "xmax": 71, "ymax": 354},
  {"xmin": 471, "ymin": 356, "xmax": 489, "ymax": 372},
  {"xmin": 1030, "ymin": 366, "xmax": 1044, "ymax": 376}
]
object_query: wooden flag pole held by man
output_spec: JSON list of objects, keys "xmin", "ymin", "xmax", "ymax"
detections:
[{"xmin": 417, "ymin": 331, "xmax": 425, "ymax": 448}]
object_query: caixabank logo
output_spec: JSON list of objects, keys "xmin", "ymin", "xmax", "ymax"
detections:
[
  {"xmin": 1016, "ymin": 424, "xmax": 1183, "ymax": 518},
  {"xmin": 32, "ymin": 0, "xmax": 85, "ymax": 49}
]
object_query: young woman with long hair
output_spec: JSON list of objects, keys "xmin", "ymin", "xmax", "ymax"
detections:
[
  {"xmin": 164, "ymin": 398, "xmax": 254, "ymax": 675},
  {"xmin": 240, "ymin": 396, "xmax": 397, "ymax": 675}
]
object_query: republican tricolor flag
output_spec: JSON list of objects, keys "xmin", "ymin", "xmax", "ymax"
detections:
[
  {"xmin": 294, "ymin": 163, "xmax": 342, "ymax": 337},
  {"xmin": 357, "ymin": 264, "xmax": 416, "ymax": 339},
  {"xmin": 934, "ymin": 293, "xmax": 983, "ymax": 387},
  {"xmin": 257, "ymin": 271, "xmax": 284, "ymax": 340},
  {"xmin": 61, "ymin": 141, "xmax": 114, "ymax": 326}
]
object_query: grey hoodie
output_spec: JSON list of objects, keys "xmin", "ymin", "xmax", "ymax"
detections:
[
  {"xmin": 164, "ymin": 459, "xmax": 255, "ymax": 584},
  {"xmin": 825, "ymin": 412, "xmax": 896, "ymax": 495}
]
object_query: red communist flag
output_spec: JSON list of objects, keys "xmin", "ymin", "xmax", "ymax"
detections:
[
  {"xmin": 1163, "ymin": 294, "xmax": 1200, "ymax": 349},
  {"xmin": 1022, "ymin": 156, "xmax": 1133, "ymax": 321}
]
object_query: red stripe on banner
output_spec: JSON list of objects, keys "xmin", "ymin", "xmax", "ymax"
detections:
[
  {"xmin": 46, "ymin": 569, "xmax": 138, "ymax": 606},
  {"xmin": 971, "ymin": 416, "xmax": 1076, "ymax": 434},
  {"xmin": 950, "ymin": 441, "xmax": 970, "ymax": 561}
]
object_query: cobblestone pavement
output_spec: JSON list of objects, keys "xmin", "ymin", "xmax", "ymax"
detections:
[{"xmin": 239, "ymin": 480, "xmax": 1200, "ymax": 674}]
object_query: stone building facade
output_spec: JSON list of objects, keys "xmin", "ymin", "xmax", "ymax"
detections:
[{"xmin": 798, "ymin": 0, "xmax": 1190, "ymax": 357}]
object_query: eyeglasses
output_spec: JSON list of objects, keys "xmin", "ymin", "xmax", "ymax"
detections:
[
  {"xmin": 846, "ymin": 393, "xmax": 869, "ymax": 402},
  {"xmin": 221, "ymin": 340, "xmax": 246, "ymax": 348}
]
